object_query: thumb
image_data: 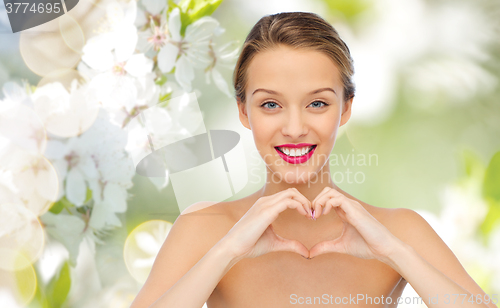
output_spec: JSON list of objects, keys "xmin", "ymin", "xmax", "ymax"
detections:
[
  {"xmin": 269, "ymin": 226, "xmax": 310, "ymax": 258},
  {"xmin": 309, "ymin": 237, "xmax": 345, "ymax": 259}
]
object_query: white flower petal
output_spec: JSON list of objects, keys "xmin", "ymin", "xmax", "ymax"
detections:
[
  {"xmin": 168, "ymin": 7, "xmax": 182, "ymax": 42},
  {"xmin": 89, "ymin": 201, "xmax": 122, "ymax": 229},
  {"xmin": 124, "ymin": 54, "xmax": 153, "ymax": 77},
  {"xmin": 44, "ymin": 140, "xmax": 69, "ymax": 160},
  {"xmin": 185, "ymin": 16, "xmax": 219, "ymax": 43},
  {"xmin": 40, "ymin": 212, "xmax": 86, "ymax": 266},
  {"xmin": 175, "ymin": 55, "xmax": 194, "ymax": 92},
  {"xmin": 78, "ymin": 157, "xmax": 98, "ymax": 179},
  {"xmin": 114, "ymin": 24, "xmax": 138, "ymax": 62},
  {"xmin": 186, "ymin": 48, "xmax": 211, "ymax": 69},
  {"xmin": 65, "ymin": 168, "xmax": 86, "ymax": 206},
  {"xmin": 51, "ymin": 159, "xmax": 68, "ymax": 202},
  {"xmin": 103, "ymin": 182, "xmax": 127, "ymax": 213},
  {"xmin": 135, "ymin": 7, "xmax": 147, "ymax": 28},
  {"xmin": 142, "ymin": 0, "xmax": 166, "ymax": 15},
  {"xmin": 35, "ymin": 167, "xmax": 58, "ymax": 205},
  {"xmin": 211, "ymin": 68, "xmax": 232, "ymax": 98},
  {"xmin": 213, "ymin": 25, "xmax": 225, "ymax": 36},
  {"xmin": 122, "ymin": 0, "xmax": 138, "ymax": 26},
  {"xmin": 2, "ymin": 82, "xmax": 27, "ymax": 103},
  {"xmin": 157, "ymin": 43, "xmax": 178, "ymax": 73},
  {"xmin": 81, "ymin": 34, "xmax": 115, "ymax": 71}
]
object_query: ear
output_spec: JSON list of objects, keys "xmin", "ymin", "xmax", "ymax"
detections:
[
  {"xmin": 339, "ymin": 97, "xmax": 353, "ymax": 127},
  {"xmin": 237, "ymin": 98, "xmax": 251, "ymax": 130}
]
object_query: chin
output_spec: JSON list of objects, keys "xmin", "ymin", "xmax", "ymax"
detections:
[{"xmin": 269, "ymin": 168, "xmax": 319, "ymax": 185}]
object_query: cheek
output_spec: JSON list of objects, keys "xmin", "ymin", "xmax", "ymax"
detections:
[
  {"xmin": 249, "ymin": 117, "xmax": 273, "ymax": 145},
  {"xmin": 314, "ymin": 115, "xmax": 340, "ymax": 139}
]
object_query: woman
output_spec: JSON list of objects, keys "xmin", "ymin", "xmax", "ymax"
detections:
[{"xmin": 131, "ymin": 12, "xmax": 497, "ymax": 307}]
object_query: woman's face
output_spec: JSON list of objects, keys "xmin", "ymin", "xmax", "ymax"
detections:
[{"xmin": 238, "ymin": 44, "xmax": 353, "ymax": 184}]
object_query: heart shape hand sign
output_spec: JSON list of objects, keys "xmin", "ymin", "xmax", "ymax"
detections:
[{"xmin": 224, "ymin": 187, "xmax": 403, "ymax": 263}]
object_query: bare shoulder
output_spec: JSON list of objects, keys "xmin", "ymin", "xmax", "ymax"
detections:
[
  {"xmin": 359, "ymin": 202, "xmax": 491, "ymax": 301},
  {"xmin": 167, "ymin": 200, "xmax": 237, "ymax": 253},
  {"xmin": 181, "ymin": 201, "xmax": 223, "ymax": 215},
  {"xmin": 130, "ymin": 200, "xmax": 237, "ymax": 308},
  {"xmin": 358, "ymin": 202, "xmax": 441, "ymax": 250},
  {"xmin": 366, "ymin": 205, "xmax": 440, "ymax": 249}
]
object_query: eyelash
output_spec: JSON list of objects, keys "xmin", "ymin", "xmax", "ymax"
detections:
[{"xmin": 260, "ymin": 100, "xmax": 330, "ymax": 110}]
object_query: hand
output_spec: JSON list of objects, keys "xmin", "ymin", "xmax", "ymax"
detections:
[
  {"xmin": 222, "ymin": 188, "xmax": 314, "ymax": 260},
  {"xmin": 308, "ymin": 187, "xmax": 402, "ymax": 263}
]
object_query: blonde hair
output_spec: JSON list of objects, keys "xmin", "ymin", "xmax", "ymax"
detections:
[{"xmin": 233, "ymin": 12, "xmax": 355, "ymax": 104}]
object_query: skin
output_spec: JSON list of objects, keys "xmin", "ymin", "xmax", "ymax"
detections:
[{"xmin": 130, "ymin": 45, "xmax": 498, "ymax": 308}]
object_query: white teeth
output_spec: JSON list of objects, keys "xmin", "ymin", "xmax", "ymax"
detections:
[{"xmin": 278, "ymin": 146, "xmax": 314, "ymax": 157}]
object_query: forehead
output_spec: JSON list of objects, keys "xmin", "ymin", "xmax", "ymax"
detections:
[{"xmin": 246, "ymin": 45, "xmax": 343, "ymax": 98}]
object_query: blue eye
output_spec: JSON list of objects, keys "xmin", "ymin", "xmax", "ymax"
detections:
[
  {"xmin": 260, "ymin": 100, "xmax": 329, "ymax": 110},
  {"xmin": 309, "ymin": 101, "xmax": 329, "ymax": 108},
  {"xmin": 261, "ymin": 101, "xmax": 280, "ymax": 109}
]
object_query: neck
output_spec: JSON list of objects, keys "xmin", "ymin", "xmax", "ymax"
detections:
[
  {"xmin": 254, "ymin": 159, "xmax": 343, "ymax": 227},
  {"xmin": 258, "ymin": 158, "xmax": 339, "ymax": 200}
]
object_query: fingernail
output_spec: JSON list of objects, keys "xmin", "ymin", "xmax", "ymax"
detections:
[
  {"xmin": 309, "ymin": 209, "xmax": 313, "ymax": 218},
  {"xmin": 312, "ymin": 209, "xmax": 315, "ymax": 220}
]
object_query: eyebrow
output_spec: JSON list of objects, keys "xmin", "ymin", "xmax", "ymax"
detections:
[{"xmin": 251, "ymin": 87, "xmax": 337, "ymax": 97}]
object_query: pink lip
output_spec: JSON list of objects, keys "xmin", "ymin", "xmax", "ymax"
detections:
[
  {"xmin": 274, "ymin": 145, "xmax": 317, "ymax": 164},
  {"xmin": 276, "ymin": 143, "xmax": 314, "ymax": 148}
]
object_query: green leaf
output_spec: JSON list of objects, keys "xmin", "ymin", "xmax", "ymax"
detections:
[
  {"xmin": 28, "ymin": 266, "xmax": 50, "ymax": 308},
  {"xmin": 178, "ymin": 0, "xmax": 224, "ymax": 36},
  {"xmin": 155, "ymin": 75, "xmax": 168, "ymax": 86},
  {"xmin": 49, "ymin": 196, "xmax": 74, "ymax": 214},
  {"xmin": 483, "ymin": 151, "xmax": 500, "ymax": 202},
  {"xmin": 15, "ymin": 262, "xmax": 37, "ymax": 307},
  {"xmin": 187, "ymin": 0, "xmax": 223, "ymax": 22},
  {"xmin": 159, "ymin": 92, "xmax": 172, "ymax": 107},
  {"xmin": 84, "ymin": 187, "xmax": 92, "ymax": 203},
  {"xmin": 479, "ymin": 199, "xmax": 500, "ymax": 241},
  {"xmin": 322, "ymin": 0, "xmax": 372, "ymax": 22},
  {"xmin": 479, "ymin": 151, "xmax": 500, "ymax": 241},
  {"xmin": 461, "ymin": 148, "xmax": 485, "ymax": 179},
  {"xmin": 46, "ymin": 261, "xmax": 71, "ymax": 307},
  {"xmin": 177, "ymin": 0, "xmax": 195, "ymax": 12}
]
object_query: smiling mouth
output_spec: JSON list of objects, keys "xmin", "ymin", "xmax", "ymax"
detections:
[{"xmin": 274, "ymin": 145, "xmax": 317, "ymax": 157}]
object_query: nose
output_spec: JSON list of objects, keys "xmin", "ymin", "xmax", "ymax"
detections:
[{"xmin": 281, "ymin": 106, "xmax": 308, "ymax": 139}]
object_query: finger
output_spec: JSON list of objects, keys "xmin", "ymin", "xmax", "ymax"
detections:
[
  {"xmin": 276, "ymin": 198, "xmax": 309, "ymax": 217},
  {"xmin": 312, "ymin": 187, "xmax": 343, "ymax": 219},
  {"xmin": 333, "ymin": 206, "xmax": 347, "ymax": 221},
  {"xmin": 276, "ymin": 188, "xmax": 313, "ymax": 218},
  {"xmin": 308, "ymin": 237, "xmax": 345, "ymax": 259},
  {"xmin": 291, "ymin": 194, "xmax": 313, "ymax": 219},
  {"xmin": 321, "ymin": 196, "xmax": 342, "ymax": 216},
  {"xmin": 257, "ymin": 189, "xmax": 308, "ymax": 218},
  {"xmin": 289, "ymin": 188, "xmax": 313, "ymax": 214},
  {"xmin": 315, "ymin": 192, "xmax": 350, "ymax": 219},
  {"xmin": 311, "ymin": 188, "xmax": 329, "ymax": 219},
  {"xmin": 272, "ymin": 231, "xmax": 310, "ymax": 258},
  {"xmin": 309, "ymin": 220, "xmax": 348, "ymax": 258},
  {"xmin": 313, "ymin": 193, "xmax": 341, "ymax": 219}
]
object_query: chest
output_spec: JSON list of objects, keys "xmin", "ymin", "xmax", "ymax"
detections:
[{"xmin": 208, "ymin": 251, "xmax": 404, "ymax": 308}]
